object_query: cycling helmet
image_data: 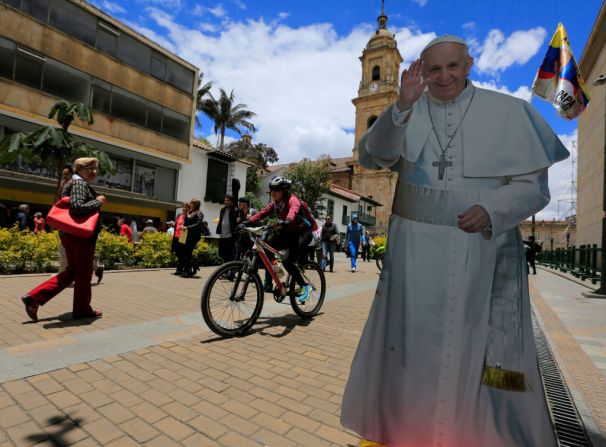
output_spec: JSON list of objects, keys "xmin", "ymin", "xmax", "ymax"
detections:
[{"xmin": 269, "ymin": 176, "xmax": 292, "ymax": 191}]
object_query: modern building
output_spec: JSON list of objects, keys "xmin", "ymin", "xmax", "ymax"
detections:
[
  {"xmin": 0, "ymin": 0, "xmax": 198, "ymax": 224},
  {"xmin": 577, "ymin": 2, "xmax": 606, "ymax": 245}
]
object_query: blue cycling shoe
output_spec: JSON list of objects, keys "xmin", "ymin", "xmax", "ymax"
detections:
[{"xmin": 298, "ymin": 285, "xmax": 311, "ymax": 304}]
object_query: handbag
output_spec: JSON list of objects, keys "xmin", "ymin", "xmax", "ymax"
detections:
[
  {"xmin": 46, "ymin": 196, "xmax": 99, "ymax": 238},
  {"xmin": 178, "ymin": 227, "xmax": 188, "ymax": 244}
]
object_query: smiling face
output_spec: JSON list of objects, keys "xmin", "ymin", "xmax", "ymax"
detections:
[
  {"xmin": 422, "ymin": 42, "xmax": 473, "ymax": 102},
  {"xmin": 78, "ymin": 163, "xmax": 99, "ymax": 183}
]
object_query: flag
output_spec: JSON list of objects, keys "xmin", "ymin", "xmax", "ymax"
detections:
[{"xmin": 532, "ymin": 23, "xmax": 590, "ymax": 120}]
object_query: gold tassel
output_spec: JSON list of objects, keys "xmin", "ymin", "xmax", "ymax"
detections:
[
  {"xmin": 481, "ymin": 365, "xmax": 526, "ymax": 392},
  {"xmin": 359, "ymin": 440, "xmax": 386, "ymax": 447}
]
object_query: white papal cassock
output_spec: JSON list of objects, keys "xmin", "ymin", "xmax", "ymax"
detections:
[{"xmin": 340, "ymin": 83, "xmax": 569, "ymax": 447}]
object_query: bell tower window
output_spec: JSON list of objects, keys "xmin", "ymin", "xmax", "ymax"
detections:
[
  {"xmin": 372, "ymin": 65, "xmax": 380, "ymax": 81},
  {"xmin": 367, "ymin": 116, "xmax": 378, "ymax": 129}
]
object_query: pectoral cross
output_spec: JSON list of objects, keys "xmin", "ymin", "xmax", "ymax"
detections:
[{"xmin": 432, "ymin": 154, "xmax": 453, "ymax": 180}]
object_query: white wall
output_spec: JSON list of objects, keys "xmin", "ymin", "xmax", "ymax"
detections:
[{"xmin": 177, "ymin": 146, "xmax": 248, "ymax": 236}]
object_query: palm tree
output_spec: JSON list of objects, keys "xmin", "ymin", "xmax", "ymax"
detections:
[
  {"xmin": 199, "ymin": 88, "xmax": 256, "ymax": 149},
  {"xmin": 0, "ymin": 100, "xmax": 113, "ymax": 197},
  {"xmin": 195, "ymin": 72, "xmax": 213, "ymax": 129}
]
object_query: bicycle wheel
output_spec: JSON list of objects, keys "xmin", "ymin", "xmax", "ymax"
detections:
[
  {"xmin": 290, "ymin": 261, "xmax": 326, "ymax": 319},
  {"xmin": 376, "ymin": 254, "xmax": 384, "ymax": 271},
  {"xmin": 201, "ymin": 261, "xmax": 264, "ymax": 337}
]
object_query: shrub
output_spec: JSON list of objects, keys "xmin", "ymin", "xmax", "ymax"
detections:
[
  {"xmin": 133, "ymin": 232, "xmax": 176, "ymax": 268},
  {"xmin": 370, "ymin": 235, "xmax": 387, "ymax": 259},
  {"xmin": 0, "ymin": 227, "xmax": 59, "ymax": 273},
  {"xmin": 96, "ymin": 230, "xmax": 134, "ymax": 269},
  {"xmin": 193, "ymin": 239, "xmax": 223, "ymax": 266}
]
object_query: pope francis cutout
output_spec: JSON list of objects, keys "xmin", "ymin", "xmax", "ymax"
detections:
[{"xmin": 340, "ymin": 34, "xmax": 569, "ymax": 447}]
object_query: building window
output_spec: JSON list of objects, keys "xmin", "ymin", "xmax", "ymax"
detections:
[
  {"xmin": 205, "ymin": 158, "xmax": 228, "ymax": 203},
  {"xmin": 0, "ymin": 37, "xmax": 15, "ymax": 80},
  {"xmin": 49, "ymin": 0, "xmax": 97, "ymax": 46},
  {"xmin": 134, "ymin": 163, "xmax": 155, "ymax": 196},
  {"xmin": 118, "ymin": 33, "xmax": 151, "ymax": 73},
  {"xmin": 91, "ymin": 78, "xmax": 112, "ymax": 114},
  {"xmin": 150, "ymin": 51, "xmax": 167, "ymax": 81},
  {"xmin": 96, "ymin": 21, "xmax": 119, "ymax": 58},
  {"xmin": 20, "ymin": 0, "xmax": 50, "ymax": 22},
  {"xmin": 94, "ymin": 156, "xmax": 132, "ymax": 191},
  {"xmin": 14, "ymin": 47, "xmax": 44, "ymax": 89},
  {"xmin": 146, "ymin": 102, "xmax": 163, "ymax": 132},
  {"xmin": 111, "ymin": 86, "xmax": 147, "ymax": 127},
  {"xmin": 326, "ymin": 199, "xmax": 334, "ymax": 218},
  {"xmin": 342, "ymin": 205, "xmax": 348, "ymax": 225},
  {"xmin": 367, "ymin": 115, "xmax": 378, "ymax": 129},
  {"xmin": 42, "ymin": 59, "xmax": 91, "ymax": 104},
  {"xmin": 162, "ymin": 108, "xmax": 190, "ymax": 141},
  {"xmin": 372, "ymin": 65, "xmax": 380, "ymax": 81},
  {"xmin": 166, "ymin": 59, "xmax": 194, "ymax": 93}
]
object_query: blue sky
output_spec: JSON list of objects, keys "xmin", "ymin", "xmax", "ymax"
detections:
[{"xmin": 91, "ymin": 0, "xmax": 603, "ymax": 219}]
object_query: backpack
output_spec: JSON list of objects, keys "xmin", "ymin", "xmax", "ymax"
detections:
[{"xmin": 295, "ymin": 197, "xmax": 318, "ymax": 232}]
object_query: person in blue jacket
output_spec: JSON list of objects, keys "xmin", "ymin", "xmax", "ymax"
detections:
[{"xmin": 345, "ymin": 214, "xmax": 364, "ymax": 272}]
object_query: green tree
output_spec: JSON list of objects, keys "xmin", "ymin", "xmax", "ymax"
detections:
[
  {"xmin": 194, "ymin": 72, "xmax": 213, "ymax": 129},
  {"xmin": 224, "ymin": 139, "xmax": 279, "ymax": 194},
  {"xmin": 0, "ymin": 100, "xmax": 113, "ymax": 197},
  {"xmin": 198, "ymin": 88, "xmax": 256, "ymax": 149},
  {"xmin": 284, "ymin": 156, "xmax": 332, "ymax": 216}
]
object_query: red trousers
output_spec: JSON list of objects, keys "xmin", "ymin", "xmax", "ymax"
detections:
[{"xmin": 28, "ymin": 233, "xmax": 95, "ymax": 316}]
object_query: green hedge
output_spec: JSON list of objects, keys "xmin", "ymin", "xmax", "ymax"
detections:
[{"xmin": 0, "ymin": 227, "xmax": 222, "ymax": 274}]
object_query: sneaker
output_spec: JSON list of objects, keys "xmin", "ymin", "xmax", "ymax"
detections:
[
  {"xmin": 298, "ymin": 285, "xmax": 311, "ymax": 304},
  {"xmin": 351, "ymin": 267, "xmax": 356, "ymax": 273},
  {"xmin": 95, "ymin": 266, "xmax": 104, "ymax": 284},
  {"xmin": 22, "ymin": 296, "xmax": 38, "ymax": 322}
]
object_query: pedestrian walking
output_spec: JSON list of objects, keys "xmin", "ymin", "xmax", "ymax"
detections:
[
  {"xmin": 172, "ymin": 202, "xmax": 189, "ymax": 276},
  {"xmin": 345, "ymin": 214, "xmax": 364, "ymax": 272},
  {"xmin": 235, "ymin": 196, "xmax": 257, "ymax": 261},
  {"xmin": 341, "ymin": 35, "xmax": 569, "ymax": 446},
  {"xmin": 320, "ymin": 216, "xmax": 339, "ymax": 272},
  {"xmin": 16, "ymin": 204, "xmax": 30, "ymax": 230},
  {"xmin": 142, "ymin": 219, "xmax": 158, "ymax": 233},
  {"xmin": 166, "ymin": 221, "xmax": 175, "ymax": 236},
  {"xmin": 33, "ymin": 212, "xmax": 45, "ymax": 234},
  {"xmin": 21, "ymin": 157, "xmax": 106, "ymax": 321},
  {"xmin": 216, "ymin": 194, "xmax": 237, "ymax": 264},
  {"xmin": 360, "ymin": 228, "xmax": 371, "ymax": 262},
  {"xmin": 524, "ymin": 235, "xmax": 542, "ymax": 275},
  {"xmin": 118, "ymin": 218, "xmax": 133, "ymax": 243},
  {"xmin": 181, "ymin": 199, "xmax": 204, "ymax": 277}
]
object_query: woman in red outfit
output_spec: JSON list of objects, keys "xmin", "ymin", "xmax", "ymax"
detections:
[
  {"xmin": 33, "ymin": 212, "xmax": 45, "ymax": 234},
  {"xmin": 21, "ymin": 157, "xmax": 106, "ymax": 321}
]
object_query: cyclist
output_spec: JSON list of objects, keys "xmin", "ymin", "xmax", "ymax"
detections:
[{"xmin": 237, "ymin": 176, "xmax": 316, "ymax": 303}]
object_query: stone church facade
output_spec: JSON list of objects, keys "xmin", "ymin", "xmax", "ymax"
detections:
[{"xmin": 334, "ymin": 8, "xmax": 403, "ymax": 233}]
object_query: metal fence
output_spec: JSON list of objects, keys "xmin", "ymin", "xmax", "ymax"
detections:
[{"xmin": 537, "ymin": 244, "xmax": 601, "ymax": 285}]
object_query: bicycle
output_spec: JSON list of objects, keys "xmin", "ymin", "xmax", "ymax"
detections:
[{"xmin": 201, "ymin": 225, "xmax": 326, "ymax": 337}]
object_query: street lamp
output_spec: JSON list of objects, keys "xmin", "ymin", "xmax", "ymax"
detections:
[{"xmin": 592, "ymin": 74, "xmax": 606, "ymax": 294}]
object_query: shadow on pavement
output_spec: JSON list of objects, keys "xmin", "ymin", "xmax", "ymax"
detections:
[
  {"xmin": 26, "ymin": 415, "xmax": 83, "ymax": 447},
  {"xmin": 201, "ymin": 312, "xmax": 323, "ymax": 343},
  {"xmin": 42, "ymin": 313, "xmax": 99, "ymax": 329}
]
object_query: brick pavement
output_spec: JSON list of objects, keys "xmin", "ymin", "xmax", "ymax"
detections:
[
  {"xmin": 1, "ymin": 257, "xmax": 605, "ymax": 445},
  {"xmin": 0, "ymin": 254, "xmax": 377, "ymax": 446}
]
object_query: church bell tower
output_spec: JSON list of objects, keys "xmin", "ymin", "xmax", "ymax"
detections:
[{"xmin": 350, "ymin": 1, "xmax": 403, "ymax": 232}]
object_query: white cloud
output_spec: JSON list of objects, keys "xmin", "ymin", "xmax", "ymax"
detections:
[
  {"xmin": 230, "ymin": 0, "xmax": 246, "ymax": 9},
  {"xmin": 462, "ymin": 22, "xmax": 475, "ymax": 30},
  {"xmin": 193, "ymin": 4, "xmax": 228, "ymax": 18},
  {"xmin": 475, "ymin": 27, "xmax": 546, "ymax": 75},
  {"xmin": 393, "ymin": 28, "xmax": 436, "ymax": 63},
  {"xmin": 100, "ymin": 0, "xmax": 125, "ymax": 14},
  {"xmin": 411, "ymin": 0, "xmax": 429, "ymax": 6},
  {"xmin": 472, "ymin": 80, "xmax": 532, "ymax": 102},
  {"xmin": 278, "ymin": 12, "xmax": 290, "ymax": 20},
  {"xmin": 199, "ymin": 22, "xmax": 218, "ymax": 33},
  {"xmin": 536, "ymin": 130, "xmax": 577, "ymax": 220},
  {"xmin": 145, "ymin": 9, "xmax": 438, "ymax": 162}
]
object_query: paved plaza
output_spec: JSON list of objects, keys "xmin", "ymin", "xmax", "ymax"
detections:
[{"xmin": 0, "ymin": 254, "xmax": 605, "ymax": 446}]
